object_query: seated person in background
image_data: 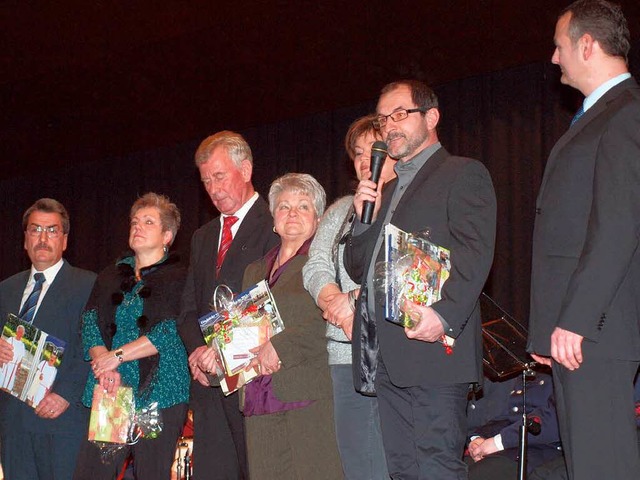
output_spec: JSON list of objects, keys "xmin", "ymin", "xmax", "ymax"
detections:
[
  {"xmin": 530, "ymin": 371, "xmax": 640, "ymax": 480},
  {"xmin": 465, "ymin": 371, "xmax": 562, "ymax": 480}
]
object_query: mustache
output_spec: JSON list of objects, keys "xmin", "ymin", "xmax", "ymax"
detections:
[
  {"xmin": 386, "ymin": 132, "xmax": 405, "ymax": 142},
  {"xmin": 35, "ymin": 243, "xmax": 52, "ymax": 252}
]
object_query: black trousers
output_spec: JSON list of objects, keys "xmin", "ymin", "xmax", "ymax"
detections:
[
  {"xmin": 375, "ymin": 359, "xmax": 469, "ymax": 480},
  {"xmin": 552, "ymin": 357, "xmax": 639, "ymax": 480},
  {"xmin": 73, "ymin": 402, "xmax": 188, "ymax": 480},
  {"xmin": 189, "ymin": 383, "xmax": 248, "ymax": 480}
]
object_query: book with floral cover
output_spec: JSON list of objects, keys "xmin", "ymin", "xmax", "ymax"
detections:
[
  {"xmin": 0, "ymin": 313, "xmax": 66, "ymax": 408},
  {"xmin": 198, "ymin": 280, "xmax": 284, "ymax": 395},
  {"xmin": 381, "ymin": 224, "xmax": 455, "ymax": 352}
]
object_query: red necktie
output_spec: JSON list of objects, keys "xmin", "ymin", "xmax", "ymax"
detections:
[{"xmin": 216, "ymin": 215, "xmax": 239, "ymax": 277}]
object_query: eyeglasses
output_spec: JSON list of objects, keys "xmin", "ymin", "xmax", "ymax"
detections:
[
  {"xmin": 373, "ymin": 107, "xmax": 428, "ymax": 129},
  {"xmin": 26, "ymin": 224, "xmax": 62, "ymax": 239}
]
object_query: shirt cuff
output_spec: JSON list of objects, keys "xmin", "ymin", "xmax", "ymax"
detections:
[{"xmin": 493, "ymin": 434, "xmax": 504, "ymax": 451}]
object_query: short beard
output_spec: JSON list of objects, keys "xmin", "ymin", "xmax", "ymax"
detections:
[{"xmin": 387, "ymin": 130, "xmax": 428, "ymax": 161}]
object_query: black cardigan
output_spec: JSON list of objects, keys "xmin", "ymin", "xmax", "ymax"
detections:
[{"xmin": 83, "ymin": 252, "xmax": 187, "ymax": 397}]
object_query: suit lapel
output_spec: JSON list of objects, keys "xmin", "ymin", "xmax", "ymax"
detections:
[
  {"xmin": 34, "ymin": 261, "xmax": 69, "ymax": 329},
  {"xmin": 201, "ymin": 220, "xmax": 221, "ymax": 304},
  {"xmin": 538, "ymin": 78, "xmax": 636, "ymax": 201},
  {"xmin": 395, "ymin": 146, "xmax": 448, "ymax": 214},
  {"xmin": 219, "ymin": 198, "xmax": 271, "ymax": 278},
  {"xmin": 6, "ymin": 272, "xmax": 29, "ymax": 315}
]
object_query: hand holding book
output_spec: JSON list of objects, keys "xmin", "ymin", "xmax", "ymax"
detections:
[
  {"xmin": 377, "ymin": 225, "xmax": 455, "ymax": 354},
  {"xmin": 245, "ymin": 340, "xmax": 281, "ymax": 376},
  {"xmin": 199, "ymin": 280, "xmax": 285, "ymax": 395}
]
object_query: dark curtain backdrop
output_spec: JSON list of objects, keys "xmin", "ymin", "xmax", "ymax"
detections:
[{"xmin": 0, "ymin": 60, "xmax": 602, "ymax": 325}]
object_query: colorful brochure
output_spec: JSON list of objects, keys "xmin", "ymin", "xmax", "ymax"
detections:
[
  {"xmin": 199, "ymin": 280, "xmax": 284, "ymax": 395},
  {"xmin": 0, "ymin": 313, "xmax": 66, "ymax": 408}
]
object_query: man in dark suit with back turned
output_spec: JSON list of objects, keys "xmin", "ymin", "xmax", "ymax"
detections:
[
  {"xmin": 345, "ymin": 80, "xmax": 496, "ymax": 479},
  {"xmin": 527, "ymin": 1, "xmax": 640, "ymax": 479},
  {"xmin": 178, "ymin": 131, "xmax": 279, "ymax": 479},
  {"xmin": 0, "ymin": 198, "xmax": 96, "ymax": 479}
]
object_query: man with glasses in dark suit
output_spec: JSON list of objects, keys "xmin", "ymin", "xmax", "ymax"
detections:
[{"xmin": 0, "ymin": 198, "xmax": 96, "ymax": 479}]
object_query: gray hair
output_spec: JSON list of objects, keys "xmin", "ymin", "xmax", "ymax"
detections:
[
  {"xmin": 130, "ymin": 192, "xmax": 181, "ymax": 246},
  {"xmin": 268, "ymin": 173, "xmax": 326, "ymax": 218},
  {"xmin": 194, "ymin": 130, "xmax": 253, "ymax": 168},
  {"xmin": 22, "ymin": 198, "xmax": 70, "ymax": 234}
]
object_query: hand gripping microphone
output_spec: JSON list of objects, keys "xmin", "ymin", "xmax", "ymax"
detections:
[{"xmin": 361, "ymin": 141, "xmax": 388, "ymax": 224}]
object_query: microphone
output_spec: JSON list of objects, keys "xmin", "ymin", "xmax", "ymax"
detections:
[{"xmin": 361, "ymin": 141, "xmax": 388, "ymax": 224}]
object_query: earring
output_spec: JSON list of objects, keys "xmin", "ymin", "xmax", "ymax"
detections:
[
  {"xmin": 272, "ymin": 226, "xmax": 276, "ymax": 233},
  {"xmin": 163, "ymin": 245, "xmax": 168, "ymax": 254}
]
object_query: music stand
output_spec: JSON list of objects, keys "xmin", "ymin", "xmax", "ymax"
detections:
[{"xmin": 479, "ymin": 293, "xmax": 541, "ymax": 480}]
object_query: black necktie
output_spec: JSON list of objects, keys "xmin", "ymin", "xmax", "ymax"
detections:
[
  {"xmin": 571, "ymin": 105, "xmax": 585, "ymax": 126},
  {"xmin": 19, "ymin": 273, "xmax": 45, "ymax": 324}
]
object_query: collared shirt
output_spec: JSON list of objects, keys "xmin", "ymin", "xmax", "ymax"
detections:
[
  {"xmin": 583, "ymin": 72, "xmax": 631, "ymax": 112},
  {"xmin": 217, "ymin": 191, "xmax": 260, "ymax": 249},
  {"xmin": 19, "ymin": 258, "xmax": 64, "ymax": 321}
]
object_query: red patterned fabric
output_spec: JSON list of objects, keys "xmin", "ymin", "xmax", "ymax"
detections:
[{"xmin": 216, "ymin": 215, "xmax": 238, "ymax": 277}]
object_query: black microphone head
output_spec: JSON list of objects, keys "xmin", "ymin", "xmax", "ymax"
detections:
[
  {"xmin": 371, "ymin": 141, "xmax": 388, "ymax": 156},
  {"xmin": 369, "ymin": 141, "xmax": 388, "ymax": 184}
]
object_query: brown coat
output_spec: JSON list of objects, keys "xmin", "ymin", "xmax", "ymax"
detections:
[{"xmin": 242, "ymin": 253, "xmax": 343, "ymax": 479}]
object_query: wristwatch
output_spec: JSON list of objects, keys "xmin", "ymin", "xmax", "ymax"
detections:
[{"xmin": 113, "ymin": 348, "xmax": 125, "ymax": 363}]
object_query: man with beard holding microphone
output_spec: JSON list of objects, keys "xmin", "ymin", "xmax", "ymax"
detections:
[{"xmin": 345, "ymin": 80, "xmax": 497, "ymax": 479}]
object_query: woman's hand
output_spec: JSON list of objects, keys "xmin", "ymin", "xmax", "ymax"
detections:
[
  {"xmin": 323, "ymin": 292, "xmax": 352, "ymax": 325},
  {"xmin": 246, "ymin": 341, "xmax": 281, "ymax": 376},
  {"xmin": 353, "ymin": 177, "xmax": 384, "ymax": 222},
  {"xmin": 91, "ymin": 349, "xmax": 121, "ymax": 378},
  {"xmin": 97, "ymin": 370, "xmax": 122, "ymax": 395},
  {"xmin": 323, "ymin": 291, "xmax": 355, "ymax": 340}
]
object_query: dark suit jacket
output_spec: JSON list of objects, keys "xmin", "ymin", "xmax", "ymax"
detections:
[
  {"xmin": 0, "ymin": 260, "xmax": 96, "ymax": 434},
  {"xmin": 177, "ymin": 196, "xmax": 279, "ymax": 479},
  {"xmin": 178, "ymin": 197, "xmax": 280, "ymax": 355},
  {"xmin": 528, "ymin": 77, "xmax": 640, "ymax": 360},
  {"xmin": 346, "ymin": 147, "xmax": 497, "ymax": 390}
]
